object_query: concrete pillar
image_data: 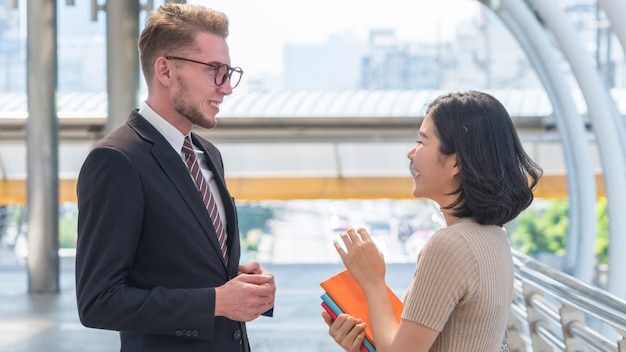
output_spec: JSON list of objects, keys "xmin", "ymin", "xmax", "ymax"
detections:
[
  {"xmin": 26, "ymin": 0, "xmax": 59, "ymax": 293},
  {"xmin": 104, "ymin": 1, "xmax": 140, "ymax": 132}
]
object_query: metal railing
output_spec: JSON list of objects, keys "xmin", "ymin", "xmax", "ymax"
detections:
[{"xmin": 509, "ymin": 251, "xmax": 626, "ymax": 351}]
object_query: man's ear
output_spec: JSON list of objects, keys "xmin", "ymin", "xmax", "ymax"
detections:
[{"xmin": 154, "ymin": 56, "xmax": 173, "ymax": 86}]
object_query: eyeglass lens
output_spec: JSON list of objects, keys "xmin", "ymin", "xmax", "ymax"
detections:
[{"xmin": 216, "ymin": 64, "xmax": 242, "ymax": 88}]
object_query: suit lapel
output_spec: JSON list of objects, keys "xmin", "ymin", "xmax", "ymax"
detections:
[{"xmin": 127, "ymin": 113, "xmax": 230, "ymax": 272}]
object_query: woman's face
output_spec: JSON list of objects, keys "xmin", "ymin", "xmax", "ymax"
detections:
[{"xmin": 407, "ymin": 113, "xmax": 460, "ymax": 205}]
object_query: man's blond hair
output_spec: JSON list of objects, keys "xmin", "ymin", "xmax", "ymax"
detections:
[{"xmin": 138, "ymin": 3, "xmax": 229, "ymax": 87}]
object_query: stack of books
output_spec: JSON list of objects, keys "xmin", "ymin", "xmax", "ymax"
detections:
[{"xmin": 320, "ymin": 270, "xmax": 403, "ymax": 352}]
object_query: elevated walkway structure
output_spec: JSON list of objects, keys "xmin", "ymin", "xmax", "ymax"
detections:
[
  {"xmin": 1, "ymin": 88, "xmax": 624, "ymax": 203},
  {"xmin": 1, "ymin": 1, "xmax": 626, "ymax": 348}
]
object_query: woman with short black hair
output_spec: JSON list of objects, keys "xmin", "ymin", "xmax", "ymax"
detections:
[{"xmin": 323, "ymin": 91, "xmax": 542, "ymax": 352}]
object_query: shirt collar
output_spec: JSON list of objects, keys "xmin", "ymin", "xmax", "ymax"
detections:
[{"xmin": 138, "ymin": 101, "xmax": 186, "ymax": 155}]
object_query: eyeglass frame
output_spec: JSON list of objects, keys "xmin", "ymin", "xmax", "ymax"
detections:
[{"xmin": 164, "ymin": 56, "xmax": 244, "ymax": 89}]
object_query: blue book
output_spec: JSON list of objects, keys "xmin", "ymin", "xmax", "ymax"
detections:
[
  {"xmin": 321, "ymin": 293, "xmax": 342, "ymax": 316},
  {"xmin": 321, "ymin": 293, "xmax": 376, "ymax": 352}
]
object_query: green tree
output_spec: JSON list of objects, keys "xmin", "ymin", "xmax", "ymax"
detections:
[
  {"xmin": 59, "ymin": 203, "xmax": 78, "ymax": 248},
  {"xmin": 596, "ymin": 197, "xmax": 608, "ymax": 265},
  {"xmin": 59, "ymin": 213, "xmax": 78, "ymax": 248},
  {"xmin": 509, "ymin": 200, "xmax": 568, "ymax": 256},
  {"xmin": 510, "ymin": 198, "xmax": 609, "ymax": 264},
  {"xmin": 236, "ymin": 203, "xmax": 276, "ymax": 252},
  {"xmin": 237, "ymin": 203, "xmax": 275, "ymax": 236}
]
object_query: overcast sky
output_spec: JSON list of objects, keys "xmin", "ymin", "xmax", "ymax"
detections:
[{"xmin": 187, "ymin": 0, "xmax": 483, "ymax": 76}]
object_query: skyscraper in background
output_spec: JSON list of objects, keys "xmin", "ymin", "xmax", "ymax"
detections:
[
  {"xmin": 283, "ymin": 32, "xmax": 366, "ymax": 91},
  {"xmin": 360, "ymin": 29, "xmax": 443, "ymax": 90},
  {"xmin": 0, "ymin": 1, "xmax": 108, "ymax": 92},
  {"xmin": 0, "ymin": 0, "xmax": 623, "ymax": 93},
  {"xmin": 0, "ymin": 0, "xmax": 24, "ymax": 91},
  {"xmin": 282, "ymin": 15, "xmax": 543, "ymax": 91}
]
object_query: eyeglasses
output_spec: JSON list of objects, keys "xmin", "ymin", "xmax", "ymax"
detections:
[{"xmin": 164, "ymin": 56, "xmax": 243, "ymax": 89}]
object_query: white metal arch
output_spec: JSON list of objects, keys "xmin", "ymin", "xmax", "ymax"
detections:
[
  {"xmin": 598, "ymin": 0, "xmax": 626, "ymax": 57},
  {"xmin": 482, "ymin": 0, "xmax": 597, "ymax": 286},
  {"xmin": 528, "ymin": 0, "xmax": 626, "ymax": 300},
  {"xmin": 597, "ymin": 0, "xmax": 626, "ymax": 159}
]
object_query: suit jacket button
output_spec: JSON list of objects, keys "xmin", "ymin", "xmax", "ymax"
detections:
[
  {"xmin": 175, "ymin": 330, "xmax": 183, "ymax": 337},
  {"xmin": 192, "ymin": 330, "xmax": 199, "ymax": 337},
  {"xmin": 232, "ymin": 330, "xmax": 242, "ymax": 340}
]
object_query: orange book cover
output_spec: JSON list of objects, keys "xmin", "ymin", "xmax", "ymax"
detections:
[{"xmin": 320, "ymin": 269, "xmax": 404, "ymax": 348}]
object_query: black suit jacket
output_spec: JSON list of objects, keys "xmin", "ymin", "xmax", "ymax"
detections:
[{"xmin": 76, "ymin": 111, "xmax": 250, "ymax": 351}]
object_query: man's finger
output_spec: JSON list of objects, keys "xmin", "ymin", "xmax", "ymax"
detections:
[{"xmin": 236, "ymin": 273, "xmax": 274, "ymax": 285}]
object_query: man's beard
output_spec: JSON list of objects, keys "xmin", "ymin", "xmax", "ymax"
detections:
[{"xmin": 173, "ymin": 76, "xmax": 215, "ymax": 129}]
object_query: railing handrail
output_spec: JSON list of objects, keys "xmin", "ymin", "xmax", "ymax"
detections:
[
  {"xmin": 510, "ymin": 250, "xmax": 626, "ymax": 351},
  {"xmin": 513, "ymin": 251, "xmax": 626, "ymax": 333}
]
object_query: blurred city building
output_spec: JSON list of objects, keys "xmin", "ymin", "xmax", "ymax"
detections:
[{"xmin": 1, "ymin": 1, "xmax": 622, "ymax": 94}]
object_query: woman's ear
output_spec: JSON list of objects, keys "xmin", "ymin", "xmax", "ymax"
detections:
[{"xmin": 447, "ymin": 153, "xmax": 460, "ymax": 178}]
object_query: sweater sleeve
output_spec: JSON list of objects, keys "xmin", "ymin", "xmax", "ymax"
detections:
[{"xmin": 401, "ymin": 227, "xmax": 479, "ymax": 331}]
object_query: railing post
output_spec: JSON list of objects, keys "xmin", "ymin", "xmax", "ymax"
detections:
[
  {"xmin": 522, "ymin": 282, "xmax": 554, "ymax": 351},
  {"xmin": 506, "ymin": 312, "xmax": 527, "ymax": 351},
  {"xmin": 513, "ymin": 251, "xmax": 626, "ymax": 351},
  {"xmin": 560, "ymin": 305, "xmax": 589, "ymax": 351}
]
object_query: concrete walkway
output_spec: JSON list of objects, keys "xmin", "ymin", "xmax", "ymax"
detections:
[
  {"xmin": 0, "ymin": 258, "xmax": 415, "ymax": 352},
  {"xmin": 0, "ymin": 259, "xmax": 120, "ymax": 352}
]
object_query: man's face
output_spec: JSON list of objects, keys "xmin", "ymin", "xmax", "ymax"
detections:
[{"xmin": 170, "ymin": 32, "xmax": 236, "ymax": 129}]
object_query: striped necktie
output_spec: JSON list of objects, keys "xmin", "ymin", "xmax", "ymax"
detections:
[{"xmin": 182, "ymin": 135, "xmax": 228, "ymax": 264}]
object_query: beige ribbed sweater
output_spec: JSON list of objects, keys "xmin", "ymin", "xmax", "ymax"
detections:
[{"xmin": 401, "ymin": 218, "xmax": 513, "ymax": 351}]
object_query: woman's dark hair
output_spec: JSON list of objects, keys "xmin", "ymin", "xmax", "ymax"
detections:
[{"xmin": 427, "ymin": 91, "xmax": 543, "ymax": 226}]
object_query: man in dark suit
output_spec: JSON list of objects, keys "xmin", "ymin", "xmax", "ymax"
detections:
[{"xmin": 75, "ymin": 4, "xmax": 275, "ymax": 351}]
